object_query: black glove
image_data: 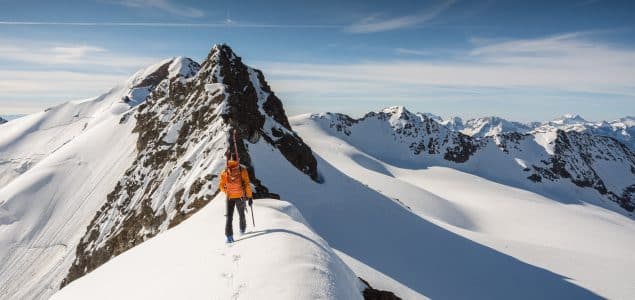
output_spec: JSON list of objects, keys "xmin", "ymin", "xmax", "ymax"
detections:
[{"xmin": 248, "ymin": 198, "xmax": 253, "ymax": 206}]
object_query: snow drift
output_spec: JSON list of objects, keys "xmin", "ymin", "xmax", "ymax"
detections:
[{"xmin": 51, "ymin": 198, "xmax": 366, "ymax": 300}]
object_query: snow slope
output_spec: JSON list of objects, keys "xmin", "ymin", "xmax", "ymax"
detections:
[
  {"xmin": 0, "ymin": 57, "xmax": 199, "ymax": 299},
  {"xmin": 276, "ymin": 113, "xmax": 635, "ymax": 299},
  {"xmin": 0, "ymin": 57, "xmax": 197, "ymax": 189},
  {"xmin": 52, "ymin": 197, "xmax": 365, "ymax": 300}
]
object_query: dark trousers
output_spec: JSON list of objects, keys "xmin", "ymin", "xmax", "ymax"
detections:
[{"xmin": 225, "ymin": 198, "xmax": 246, "ymax": 237}]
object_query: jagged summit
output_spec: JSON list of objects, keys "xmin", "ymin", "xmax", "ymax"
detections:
[
  {"xmin": 60, "ymin": 43, "xmax": 319, "ymax": 288},
  {"xmin": 551, "ymin": 114, "xmax": 589, "ymax": 125}
]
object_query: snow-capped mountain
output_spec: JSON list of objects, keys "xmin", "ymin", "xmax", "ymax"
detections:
[
  {"xmin": 535, "ymin": 115, "xmax": 635, "ymax": 151},
  {"xmin": 308, "ymin": 106, "xmax": 635, "ymax": 213},
  {"xmin": 460, "ymin": 116, "xmax": 533, "ymax": 137},
  {"xmin": 2, "ymin": 44, "xmax": 635, "ymax": 300},
  {"xmin": 435, "ymin": 113, "xmax": 635, "ymax": 151},
  {"xmin": 0, "ymin": 44, "xmax": 329, "ymax": 299},
  {"xmin": 0, "ymin": 55, "xmax": 203, "ymax": 299},
  {"xmin": 61, "ymin": 44, "xmax": 319, "ymax": 287},
  {"xmin": 549, "ymin": 113, "xmax": 589, "ymax": 126},
  {"xmin": 431, "ymin": 115, "xmax": 536, "ymax": 138}
]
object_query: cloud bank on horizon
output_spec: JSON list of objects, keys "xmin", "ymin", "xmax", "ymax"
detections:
[{"xmin": 0, "ymin": 0, "xmax": 633, "ymax": 121}]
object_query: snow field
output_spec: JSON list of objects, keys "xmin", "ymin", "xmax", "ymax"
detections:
[{"xmin": 52, "ymin": 197, "xmax": 365, "ymax": 300}]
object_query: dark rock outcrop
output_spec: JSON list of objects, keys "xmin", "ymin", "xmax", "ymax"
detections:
[
  {"xmin": 359, "ymin": 277, "xmax": 402, "ymax": 300},
  {"xmin": 62, "ymin": 44, "xmax": 321, "ymax": 287}
]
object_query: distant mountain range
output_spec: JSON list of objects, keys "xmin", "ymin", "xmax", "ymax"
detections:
[
  {"xmin": 424, "ymin": 113, "xmax": 635, "ymax": 151},
  {"xmin": 0, "ymin": 114, "xmax": 26, "ymax": 122}
]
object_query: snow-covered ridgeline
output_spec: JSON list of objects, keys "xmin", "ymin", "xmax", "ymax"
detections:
[
  {"xmin": 428, "ymin": 113, "xmax": 635, "ymax": 151},
  {"xmin": 307, "ymin": 107, "xmax": 635, "ymax": 213},
  {"xmin": 0, "ymin": 57, "xmax": 200, "ymax": 299},
  {"xmin": 62, "ymin": 44, "xmax": 320, "ymax": 288},
  {"xmin": 52, "ymin": 198, "xmax": 368, "ymax": 300}
]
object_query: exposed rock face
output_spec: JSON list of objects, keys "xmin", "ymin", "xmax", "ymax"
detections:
[
  {"xmin": 314, "ymin": 106, "xmax": 485, "ymax": 164},
  {"xmin": 359, "ymin": 277, "xmax": 402, "ymax": 300},
  {"xmin": 310, "ymin": 106, "xmax": 635, "ymax": 213},
  {"xmin": 0, "ymin": 117, "xmax": 6, "ymax": 124},
  {"xmin": 525, "ymin": 130, "xmax": 635, "ymax": 211},
  {"xmin": 207, "ymin": 45, "xmax": 318, "ymax": 182},
  {"xmin": 62, "ymin": 44, "xmax": 319, "ymax": 287}
]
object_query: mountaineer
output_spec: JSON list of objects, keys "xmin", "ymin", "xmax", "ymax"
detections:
[{"xmin": 219, "ymin": 159, "xmax": 253, "ymax": 243}]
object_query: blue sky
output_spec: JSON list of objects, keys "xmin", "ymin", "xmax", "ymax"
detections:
[{"xmin": 1, "ymin": 0, "xmax": 634, "ymax": 121}]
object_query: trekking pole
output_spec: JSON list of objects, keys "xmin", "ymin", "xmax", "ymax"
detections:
[
  {"xmin": 250, "ymin": 202, "xmax": 255, "ymax": 227},
  {"xmin": 233, "ymin": 129, "xmax": 240, "ymax": 164}
]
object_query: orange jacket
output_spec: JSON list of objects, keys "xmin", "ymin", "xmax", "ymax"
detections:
[{"xmin": 219, "ymin": 167, "xmax": 253, "ymax": 199}]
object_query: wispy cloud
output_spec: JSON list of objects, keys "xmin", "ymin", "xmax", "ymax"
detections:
[
  {"xmin": 345, "ymin": 0, "xmax": 455, "ymax": 33},
  {"xmin": 0, "ymin": 70, "xmax": 130, "ymax": 113},
  {"xmin": 0, "ymin": 38, "xmax": 159, "ymax": 69},
  {"xmin": 0, "ymin": 21, "xmax": 341, "ymax": 29},
  {"xmin": 259, "ymin": 32, "xmax": 635, "ymax": 101},
  {"xmin": 0, "ymin": 38, "xmax": 163, "ymax": 113},
  {"xmin": 112, "ymin": 0, "xmax": 204, "ymax": 18},
  {"xmin": 394, "ymin": 48, "xmax": 433, "ymax": 56}
]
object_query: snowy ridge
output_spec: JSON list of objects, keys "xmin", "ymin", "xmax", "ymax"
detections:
[
  {"xmin": 460, "ymin": 116, "xmax": 532, "ymax": 137},
  {"xmin": 307, "ymin": 107, "xmax": 635, "ymax": 213},
  {"xmin": 61, "ymin": 44, "xmax": 319, "ymax": 288},
  {"xmin": 0, "ymin": 57, "xmax": 200, "ymax": 300},
  {"xmin": 52, "ymin": 198, "xmax": 366, "ymax": 300},
  {"xmin": 288, "ymin": 113, "xmax": 635, "ymax": 299},
  {"xmin": 433, "ymin": 113, "xmax": 635, "ymax": 151},
  {"xmin": 0, "ymin": 57, "xmax": 194, "ymax": 189},
  {"xmin": 0, "ymin": 44, "xmax": 320, "ymax": 299}
]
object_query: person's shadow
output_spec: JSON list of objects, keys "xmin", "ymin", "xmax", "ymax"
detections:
[{"xmin": 236, "ymin": 228, "xmax": 331, "ymax": 254}]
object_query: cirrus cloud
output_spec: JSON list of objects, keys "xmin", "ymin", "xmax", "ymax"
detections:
[
  {"xmin": 111, "ymin": 0, "xmax": 204, "ymax": 18},
  {"xmin": 345, "ymin": 0, "xmax": 455, "ymax": 33}
]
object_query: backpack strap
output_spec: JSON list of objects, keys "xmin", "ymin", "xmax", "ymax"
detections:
[{"xmin": 237, "ymin": 165, "xmax": 248, "ymax": 199}]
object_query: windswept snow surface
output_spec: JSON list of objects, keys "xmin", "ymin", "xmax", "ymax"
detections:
[
  {"xmin": 242, "ymin": 114, "xmax": 635, "ymax": 300},
  {"xmin": 0, "ymin": 57, "xmax": 196, "ymax": 299},
  {"xmin": 52, "ymin": 197, "xmax": 365, "ymax": 300},
  {"xmin": 0, "ymin": 105, "xmax": 138, "ymax": 299}
]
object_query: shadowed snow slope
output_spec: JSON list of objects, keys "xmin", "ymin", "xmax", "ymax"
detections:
[
  {"xmin": 51, "ymin": 198, "xmax": 364, "ymax": 300},
  {"xmin": 244, "ymin": 114, "xmax": 635, "ymax": 300}
]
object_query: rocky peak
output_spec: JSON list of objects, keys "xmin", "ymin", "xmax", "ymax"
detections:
[
  {"xmin": 62, "ymin": 44, "xmax": 320, "ymax": 288},
  {"xmin": 124, "ymin": 57, "xmax": 201, "ymax": 106},
  {"xmin": 551, "ymin": 114, "xmax": 589, "ymax": 125},
  {"xmin": 198, "ymin": 44, "xmax": 316, "ymax": 181},
  {"xmin": 461, "ymin": 116, "xmax": 533, "ymax": 138}
]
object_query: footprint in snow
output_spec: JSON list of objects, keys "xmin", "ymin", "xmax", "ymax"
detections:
[{"xmin": 231, "ymin": 283, "xmax": 246, "ymax": 300}]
